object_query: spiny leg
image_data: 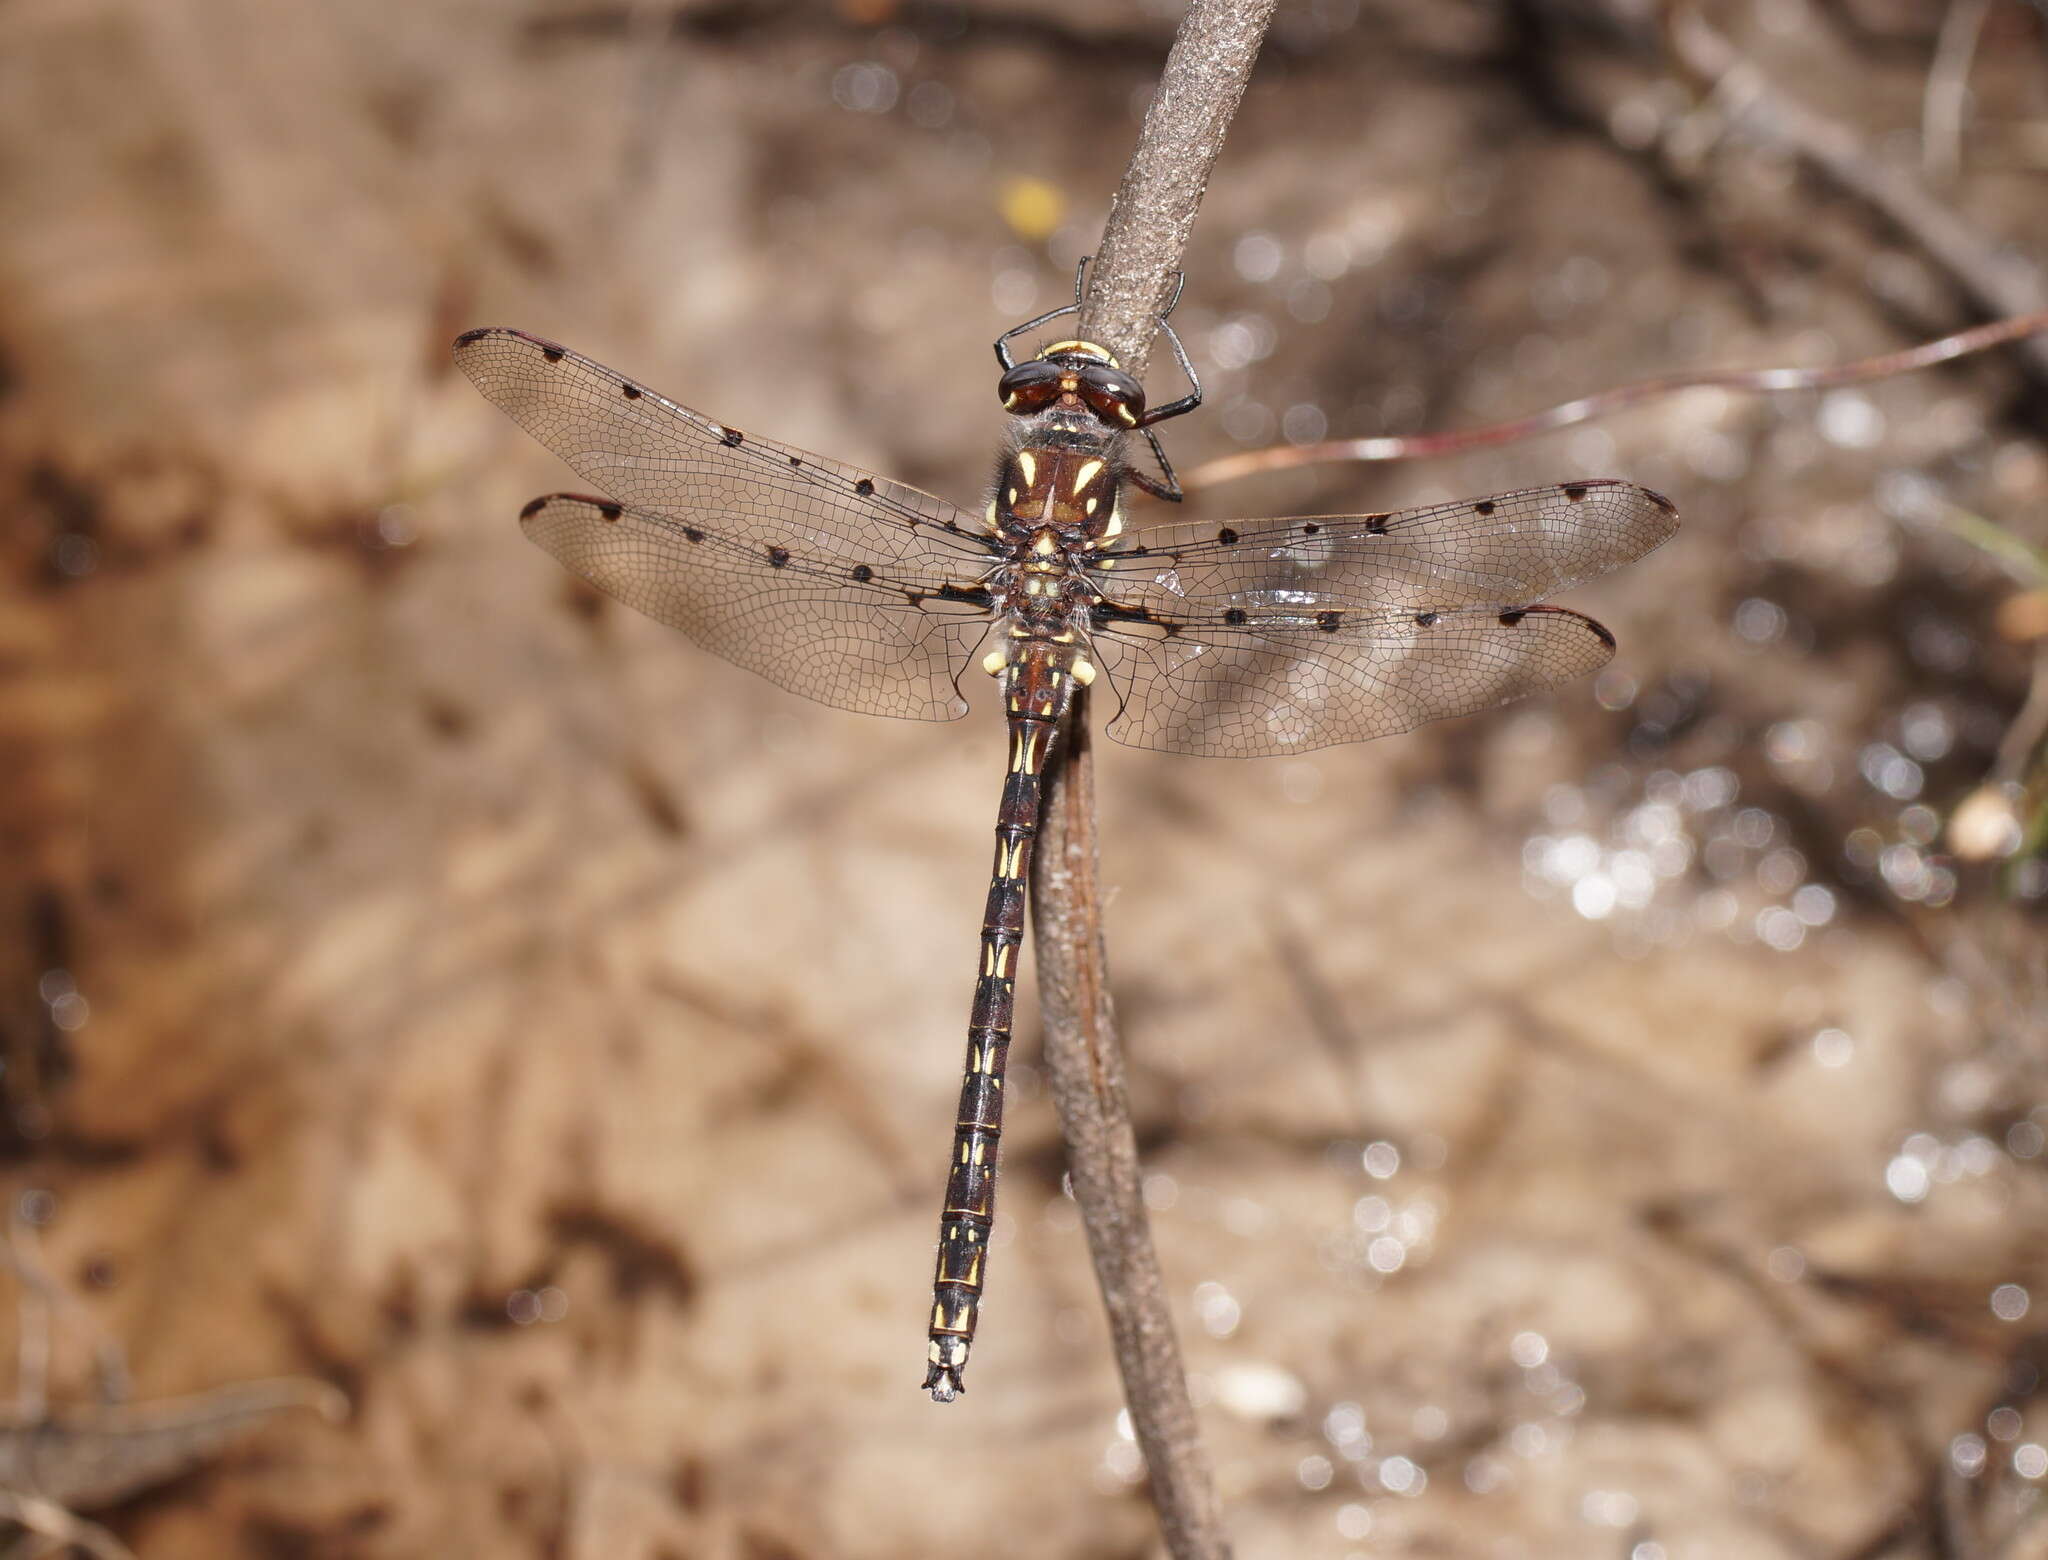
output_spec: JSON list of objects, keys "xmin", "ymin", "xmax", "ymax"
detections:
[
  {"xmin": 1136, "ymin": 310, "xmax": 1202, "ymax": 428},
  {"xmin": 993, "ymin": 267, "xmax": 1085, "ymax": 371}
]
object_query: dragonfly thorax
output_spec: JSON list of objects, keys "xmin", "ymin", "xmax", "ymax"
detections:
[{"xmin": 991, "ymin": 441, "xmax": 1124, "ymax": 547}]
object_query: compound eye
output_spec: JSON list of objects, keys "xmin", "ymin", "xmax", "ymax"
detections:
[
  {"xmin": 998, "ymin": 360, "xmax": 1062, "ymax": 414},
  {"xmin": 1078, "ymin": 365, "xmax": 1145, "ymax": 427}
]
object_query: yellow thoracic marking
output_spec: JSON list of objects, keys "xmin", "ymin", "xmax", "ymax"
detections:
[
  {"xmin": 1073, "ymin": 658, "xmax": 1097, "ymax": 687},
  {"xmin": 1017, "ymin": 451, "xmax": 1037, "ymax": 485},
  {"xmin": 1101, "ymin": 504, "xmax": 1123, "ymax": 539},
  {"xmin": 1084, "ymin": 497, "xmax": 1098, "ymax": 515},
  {"xmin": 984, "ymin": 496, "xmax": 998, "ymax": 528},
  {"xmin": 1033, "ymin": 532, "xmax": 1058, "ymax": 555},
  {"xmin": 982, "ymin": 648, "xmax": 1007, "ymax": 676},
  {"xmin": 1073, "ymin": 458, "xmax": 1104, "ymax": 493},
  {"xmin": 1006, "ymin": 487, "xmax": 1017, "ymax": 505}
]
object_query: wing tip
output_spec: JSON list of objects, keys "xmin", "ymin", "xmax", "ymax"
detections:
[
  {"xmin": 453, "ymin": 326, "xmax": 570, "ymax": 357},
  {"xmin": 1504, "ymin": 602, "xmax": 1619, "ymax": 651},
  {"xmin": 518, "ymin": 492, "xmax": 619, "ymax": 525},
  {"xmin": 1565, "ymin": 476, "xmax": 1680, "ymax": 516}
]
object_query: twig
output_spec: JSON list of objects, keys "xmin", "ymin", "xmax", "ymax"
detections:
[
  {"xmin": 0, "ymin": 1208, "xmax": 130, "ymax": 1423},
  {"xmin": 1028, "ymin": 2, "xmax": 1275, "ymax": 1556},
  {"xmin": 1992, "ymin": 646, "xmax": 2048, "ymax": 785},
  {"xmin": 1182, "ymin": 308, "xmax": 2048, "ymax": 488},
  {"xmin": 0, "ymin": 1491, "xmax": 131, "ymax": 1560},
  {"xmin": 1082, "ymin": 0, "xmax": 1279, "ymax": 377},
  {"xmin": 0, "ymin": 1379, "xmax": 346, "ymax": 1510},
  {"xmin": 1667, "ymin": 4, "xmax": 2048, "ymax": 381},
  {"xmin": 1922, "ymin": 0, "xmax": 1994, "ymax": 185}
]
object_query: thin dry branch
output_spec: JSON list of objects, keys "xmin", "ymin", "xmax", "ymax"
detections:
[
  {"xmin": 1666, "ymin": 3, "xmax": 2048, "ymax": 381},
  {"xmin": 1182, "ymin": 308, "xmax": 2048, "ymax": 489},
  {"xmin": 1026, "ymin": 3, "xmax": 1276, "ymax": 1557},
  {"xmin": 1922, "ymin": 0, "xmax": 1994, "ymax": 185}
]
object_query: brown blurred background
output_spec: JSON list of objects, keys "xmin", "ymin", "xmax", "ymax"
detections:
[{"xmin": 3, "ymin": 0, "xmax": 2047, "ymax": 1555}]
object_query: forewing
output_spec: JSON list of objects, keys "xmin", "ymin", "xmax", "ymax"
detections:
[
  {"xmin": 1096, "ymin": 479, "xmax": 1677, "ymax": 612},
  {"xmin": 456, "ymin": 328, "xmax": 1002, "ymax": 721},
  {"xmin": 1087, "ymin": 601, "xmax": 1619, "ymax": 757},
  {"xmin": 517, "ymin": 495, "xmax": 995, "ymax": 721}
]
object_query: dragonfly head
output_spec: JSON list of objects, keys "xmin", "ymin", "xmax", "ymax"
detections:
[{"xmin": 997, "ymin": 341, "xmax": 1145, "ymax": 430}]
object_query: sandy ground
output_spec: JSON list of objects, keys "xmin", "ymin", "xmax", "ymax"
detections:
[{"xmin": 1, "ymin": 1, "xmax": 2046, "ymax": 1555}]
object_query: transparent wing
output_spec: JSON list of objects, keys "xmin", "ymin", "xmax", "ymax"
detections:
[
  {"xmin": 513, "ymin": 494, "xmax": 996, "ymax": 721},
  {"xmin": 1088, "ymin": 600, "xmax": 1621, "ymax": 756},
  {"xmin": 1093, "ymin": 479, "xmax": 1677, "ymax": 610},
  {"xmin": 456, "ymin": 328, "xmax": 1003, "ymax": 721},
  {"xmin": 1082, "ymin": 480, "xmax": 1676, "ymax": 756}
]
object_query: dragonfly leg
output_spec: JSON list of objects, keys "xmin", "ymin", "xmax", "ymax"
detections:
[
  {"xmin": 1125, "ymin": 429, "xmax": 1185, "ymax": 503},
  {"xmin": 1136, "ymin": 311, "xmax": 1202, "ymax": 428}
]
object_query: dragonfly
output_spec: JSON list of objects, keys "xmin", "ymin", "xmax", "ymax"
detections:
[{"xmin": 453, "ymin": 272, "xmax": 1678, "ymax": 1402}]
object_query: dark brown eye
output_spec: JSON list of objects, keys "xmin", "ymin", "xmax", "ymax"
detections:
[
  {"xmin": 997, "ymin": 360, "xmax": 1062, "ymax": 414},
  {"xmin": 1078, "ymin": 365, "xmax": 1145, "ymax": 426}
]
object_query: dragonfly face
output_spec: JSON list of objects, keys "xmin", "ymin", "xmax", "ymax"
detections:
[
  {"xmin": 997, "ymin": 341, "xmax": 1146, "ymax": 427},
  {"xmin": 454, "ymin": 284, "xmax": 1678, "ymax": 1402}
]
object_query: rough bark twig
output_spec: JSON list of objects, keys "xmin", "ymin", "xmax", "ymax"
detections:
[{"xmin": 1026, "ymin": 2, "xmax": 1276, "ymax": 1557}]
